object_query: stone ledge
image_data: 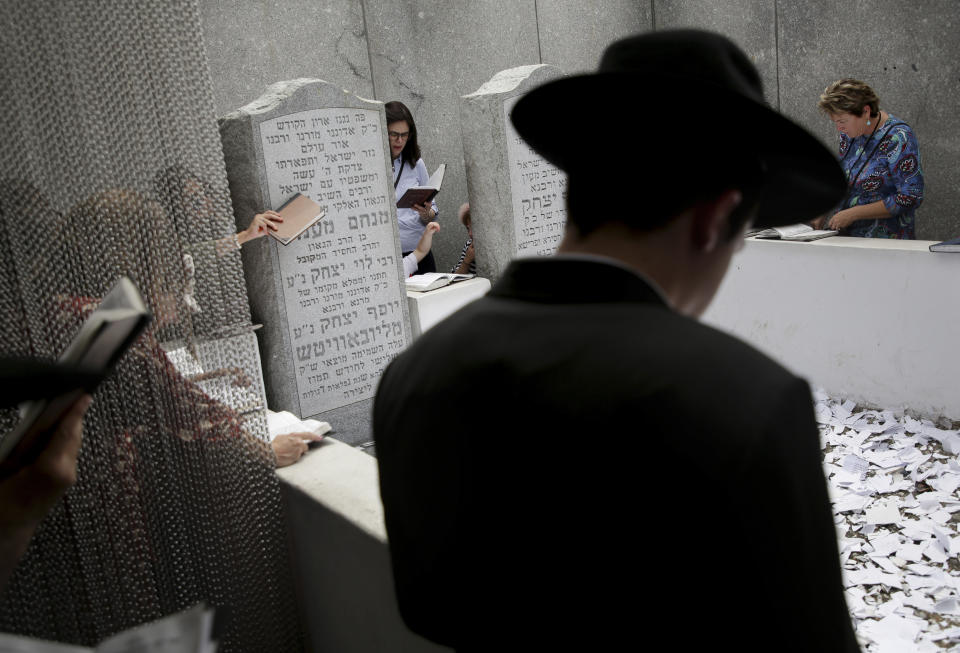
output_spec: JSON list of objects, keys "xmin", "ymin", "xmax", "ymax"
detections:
[{"xmin": 276, "ymin": 436, "xmax": 385, "ymax": 541}]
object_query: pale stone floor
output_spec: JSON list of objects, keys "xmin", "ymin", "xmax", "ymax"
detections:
[{"xmin": 816, "ymin": 390, "xmax": 960, "ymax": 652}]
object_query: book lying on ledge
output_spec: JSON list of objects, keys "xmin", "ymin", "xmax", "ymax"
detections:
[
  {"xmin": 929, "ymin": 236, "xmax": 960, "ymax": 253},
  {"xmin": 405, "ymin": 272, "xmax": 474, "ymax": 292},
  {"xmin": 396, "ymin": 164, "xmax": 445, "ymax": 209},
  {"xmin": 749, "ymin": 223, "xmax": 839, "ymax": 241},
  {"xmin": 273, "ymin": 193, "xmax": 326, "ymax": 245}
]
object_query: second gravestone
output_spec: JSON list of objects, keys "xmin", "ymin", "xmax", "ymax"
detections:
[
  {"xmin": 461, "ymin": 65, "xmax": 568, "ymax": 281},
  {"xmin": 220, "ymin": 79, "xmax": 411, "ymax": 421}
]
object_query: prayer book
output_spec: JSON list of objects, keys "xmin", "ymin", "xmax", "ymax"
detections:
[
  {"xmin": 0, "ymin": 277, "xmax": 151, "ymax": 464},
  {"xmin": 405, "ymin": 272, "xmax": 474, "ymax": 292},
  {"xmin": 396, "ymin": 164, "xmax": 445, "ymax": 209},
  {"xmin": 750, "ymin": 223, "xmax": 838, "ymax": 241},
  {"xmin": 272, "ymin": 193, "xmax": 326, "ymax": 245},
  {"xmin": 929, "ymin": 236, "xmax": 960, "ymax": 253}
]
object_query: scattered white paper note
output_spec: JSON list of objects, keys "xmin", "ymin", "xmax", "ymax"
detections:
[
  {"xmin": 868, "ymin": 533, "xmax": 902, "ymax": 557},
  {"xmin": 833, "ymin": 493, "xmax": 872, "ymax": 513},
  {"xmin": 923, "ymin": 541, "xmax": 949, "ymax": 564},
  {"xmin": 842, "ymin": 453, "xmax": 870, "ymax": 475},
  {"xmin": 896, "ymin": 543, "xmax": 924, "ymax": 563},
  {"xmin": 866, "ymin": 501, "xmax": 901, "ymax": 525},
  {"xmin": 934, "ymin": 598, "xmax": 960, "ymax": 615},
  {"xmin": 858, "ymin": 613, "xmax": 924, "ymax": 647},
  {"xmin": 844, "ymin": 568, "xmax": 902, "ymax": 588}
]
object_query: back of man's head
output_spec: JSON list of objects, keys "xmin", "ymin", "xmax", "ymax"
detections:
[
  {"xmin": 564, "ymin": 151, "xmax": 765, "ymax": 239},
  {"xmin": 511, "ymin": 29, "xmax": 845, "ymax": 237}
]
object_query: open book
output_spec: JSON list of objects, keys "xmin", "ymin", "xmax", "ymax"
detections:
[
  {"xmin": 929, "ymin": 236, "xmax": 960, "ymax": 253},
  {"xmin": 0, "ymin": 604, "xmax": 215, "ymax": 652},
  {"xmin": 405, "ymin": 272, "xmax": 474, "ymax": 292},
  {"xmin": 396, "ymin": 164, "xmax": 445, "ymax": 209},
  {"xmin": 0, "ymin": 277, "xmax": 151, "ymax": 464},
  {"xmin": 750, "ymin": 224, "xmax": 838, "ymax": 241},
  {"xmin": 272, "ymin": 193, "xmax": 326, "ymax": 245}
]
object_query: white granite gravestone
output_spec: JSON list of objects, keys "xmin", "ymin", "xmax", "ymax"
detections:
[
  {"xmin": 460, "ymin": 65, "xmax": 567, "ymax": 281},
  {"xmin": 219, "ymin": 79, "xmax": 411, "ymax": 421}
]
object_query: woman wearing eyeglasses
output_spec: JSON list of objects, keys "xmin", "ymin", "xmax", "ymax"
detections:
[
  {"xmin": 385, "ymin": 101, "xmax": 439, "ymax": 273},
  {"xmin": 816, "ymin": 79, "xmax": 923, "ymax": 238}
]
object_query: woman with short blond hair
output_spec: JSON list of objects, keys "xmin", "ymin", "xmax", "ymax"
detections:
[{"xmin": 817, "ymin": 79, "xmax": 923, "ymax": 238}]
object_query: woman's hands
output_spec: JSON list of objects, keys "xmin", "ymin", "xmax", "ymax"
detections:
[
  {"xmin": 272, "ymin": 431, "xmax": 324, "ymax": 467},
  {"xmin": 825, "ymin": 202, "xmax": 892, "ymax": 231},
  {"xmin": 413, "ymin": 203, "xmax": 435, "ymax": 225},
  {"xmin": 237, "ymin": 210, "xmax": 283, "ymax": 244},
  {"xmin": 827, "ymin": 209, "xmax": 857, "ymax": 230}
]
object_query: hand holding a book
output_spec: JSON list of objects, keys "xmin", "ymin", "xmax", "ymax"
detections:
[
  {"xmin": 272, "ymin": 431, "xmax": 324, "ymax": 467},
  {"xmin": 413, "ymin": 203, "xmax": 436, "ymax": 225},
  {"xmin": 238, "ymin": 210, "xmax": 284, "ymax": 244},
  {"xmin": 0, "ymin": 394, "xmax": 91, "ymax": 589}
]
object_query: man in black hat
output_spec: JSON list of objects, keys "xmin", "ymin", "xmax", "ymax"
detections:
[{"xmin": 375, "ymin": 30, "xmax": 860, "ymax": 651}]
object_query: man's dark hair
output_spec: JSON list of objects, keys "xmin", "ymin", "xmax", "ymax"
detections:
[
  {"xmin": 384, "ymin": 101, "xmax": 422, "ymax": 168},
  {"xmin": 565, "ymin": 154, "xmax": 764, "ymax": 240}
]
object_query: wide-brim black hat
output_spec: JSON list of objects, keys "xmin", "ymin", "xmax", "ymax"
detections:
[{"xmin": 511, "ymin": 30, "xmax": 845, "ymax": 228}]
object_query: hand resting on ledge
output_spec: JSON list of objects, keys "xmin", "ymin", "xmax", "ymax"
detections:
[{"xmin": 272, "ymin": 431, "xmax": 324, "ymax": 468}]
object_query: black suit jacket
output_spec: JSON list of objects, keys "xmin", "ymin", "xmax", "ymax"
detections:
[{"xmin": 375, "ymin": 258, "xmax": 859, "ymax": 652}]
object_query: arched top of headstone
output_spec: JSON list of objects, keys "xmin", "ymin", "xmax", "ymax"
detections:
[
  {"xmin": 463, "ymin": 64, "xmax": 563, "ymax": 99},
  {"xmin": 223, "ymin": 78, "xmax": 381, "ymax": 121},
  {"xmin": 459, "ymin": 64, "xmax": 568, "ymax": 282}
]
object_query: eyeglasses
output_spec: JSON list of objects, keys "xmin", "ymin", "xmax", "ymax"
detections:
[{"xmin": 388, "ymin": 130, "xmax": 410, "ymax": 141}]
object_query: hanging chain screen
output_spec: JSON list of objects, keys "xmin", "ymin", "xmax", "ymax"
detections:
[{"xmin": 0, "ymin": 1, "xmax": 303, "ymax": 649}]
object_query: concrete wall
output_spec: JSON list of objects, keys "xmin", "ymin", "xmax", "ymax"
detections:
[
  {"xmin": 654, "ymin": 0, "xmax": 960, "ymax": 241},
  {"xmin": 200, "ymin": 0, "xmax": 960, "ymax": 268},
  {"xmin": 200, "ymin": 0, "xmax": 648, "ymax": 271},
  {"xmin": 654, "ymin": 0, "xmax": 779, "ymax": 107},
  {"xmin": 775, "ymin": 0, "xmax": 960, "ymax": 242}
]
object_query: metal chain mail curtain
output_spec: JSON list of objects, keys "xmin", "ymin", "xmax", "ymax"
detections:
[{"xmin": 0, "ymin": 1, "xmax": 304, "ymax": 649}]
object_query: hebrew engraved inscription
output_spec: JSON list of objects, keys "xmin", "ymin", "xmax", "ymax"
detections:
[
  {"xmin": 503, "ymin": 94, "xmax": 568, "ymax": 256},
  {"xmin": 260, "ymin": 107, "xmax": 404, "ymax": 414}
]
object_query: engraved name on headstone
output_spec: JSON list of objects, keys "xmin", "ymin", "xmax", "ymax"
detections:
[
  {"xmin": 220, "ymin": 79, "xmax": 410, "ymax": 419},
  {"xmin": 460, "ymin": 65, "xmax": 566, "ymax": 281},
  {"xmin": 503, "ymin": 94, "xmax": 567, "ymax": 257}
]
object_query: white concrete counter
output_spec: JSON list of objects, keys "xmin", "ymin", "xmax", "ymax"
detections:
[
  {"xmin": 276, "ymin": 440, "xmax": 452, "ymax": 653},
  {"xmin": 406, "ymin": 277, "xmax": 491, "ymax": 337},
  {"xmin": 704, "ymin": 236, "xmax": 959, "ymax": 419}
]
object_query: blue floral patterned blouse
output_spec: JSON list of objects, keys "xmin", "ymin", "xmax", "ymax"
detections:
[{"xmin": 836, "ymin": 113, "xmax": 923, "ymax": 239}]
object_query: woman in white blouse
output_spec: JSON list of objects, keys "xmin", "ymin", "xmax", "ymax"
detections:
[{"xmin": 384, "ymin": 101, "xmax": 439, "ymax": 273}]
